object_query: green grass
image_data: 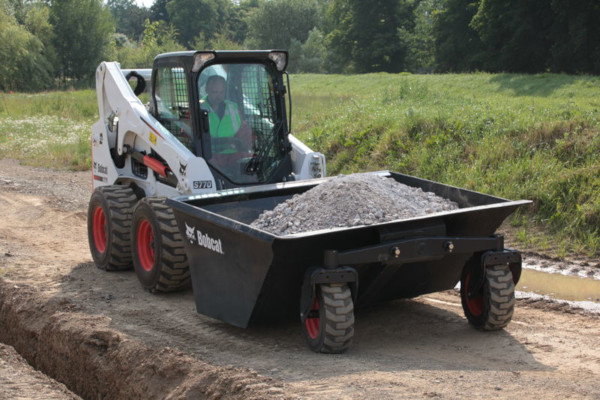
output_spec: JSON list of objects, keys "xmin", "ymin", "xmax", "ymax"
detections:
[
  {"xmin": 1, "ymin": 73, "xmax": 600, "ymax": 256},
  {"xmin": 291, "ymin": 72, "xmax": 600, "ymax": 257},
  {"xmin": 0, "ymin": 90, "xmax": 96, "ymax": 170}
]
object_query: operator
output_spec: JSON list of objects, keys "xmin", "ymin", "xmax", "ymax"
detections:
[{"xmin": 200, "ymin": 75, "xmax": 252, "ymax": 160}]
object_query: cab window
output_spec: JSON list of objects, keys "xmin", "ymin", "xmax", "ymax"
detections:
[
  {"xmin": 197, "ymin": 63, "xmax": 286, "ymax": 184},
  {"xmin": 154, "ymin": 67, "xmax": 194, "ymax": 152}
]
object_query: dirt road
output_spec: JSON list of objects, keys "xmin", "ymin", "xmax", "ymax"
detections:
[{"xmin": 1, "ymin": 158, "xmax": 599, "ymax": 399}]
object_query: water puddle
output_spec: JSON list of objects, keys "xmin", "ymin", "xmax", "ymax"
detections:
[{"xmin": 518, "ymin": 269, "xmax": 600, "ymax": 303}]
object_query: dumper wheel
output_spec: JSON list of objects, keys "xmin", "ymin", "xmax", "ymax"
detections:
[
  {"xmin": 302, "ymin": 283, "xmax": 354, "ymax": 354},
  {"xmin": 87, "ymin": 185, "xmax": 137, "ymax": 271},
  {"xmin": 461, "ymin": 264, "xmax": 515, "ymax": 330},
  {"xmin": 132, "ymin": 198, "xmax": 190, "ymax": 292}
]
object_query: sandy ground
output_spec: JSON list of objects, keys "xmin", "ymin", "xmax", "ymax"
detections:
[{"xmin": 0, "ymin": 158, "xmax": 599, "ymax": 399}]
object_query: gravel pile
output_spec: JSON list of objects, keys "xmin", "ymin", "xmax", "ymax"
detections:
[{"xmin": 251, "ymin": 173, "xmax": 459, "ymax": 235}]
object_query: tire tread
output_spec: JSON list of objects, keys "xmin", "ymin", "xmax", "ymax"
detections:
[
  {"xmin": 319, "ymin": 284, "xmax": 354, "ymax": 354},
  {"xmin": 89, "ymin": 185, "xmax": 137, "ymax": 271},
  {"xmin": 135, "ymin": 198, "xmax": 190, "ymax": 292}
]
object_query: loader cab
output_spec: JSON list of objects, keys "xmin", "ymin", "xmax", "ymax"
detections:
[{"xmin": 151, "ymin": 50, "xmax": 293, "ymax": 189}]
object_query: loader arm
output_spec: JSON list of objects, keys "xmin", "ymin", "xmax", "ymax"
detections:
[{"xmin": 92, "ymin": 61, "xmax": 216, "ymax": 196}]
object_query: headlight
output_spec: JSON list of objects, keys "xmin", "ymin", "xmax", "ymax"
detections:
[
  {"xmin": 193, "ymin": 52, "xmax": 216, "ymax": 72},
  {"xmin": 268, "ymin": 51, "xmax": 288, "ymax": 71}
]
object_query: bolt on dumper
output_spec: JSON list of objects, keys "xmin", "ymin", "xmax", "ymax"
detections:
[{"xmin": 87, "ymin": 50, "xmax": 530, "ymax": 353}]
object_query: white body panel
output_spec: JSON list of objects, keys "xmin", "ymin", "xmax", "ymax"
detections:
[{"xmin": 289, "ymin": 134, "xmax": 326, "ymax": 179}]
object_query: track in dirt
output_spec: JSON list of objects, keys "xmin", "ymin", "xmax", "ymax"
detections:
[{"xmin": 1, "ymin": 158, "xmax": 600, "ymax": 399}]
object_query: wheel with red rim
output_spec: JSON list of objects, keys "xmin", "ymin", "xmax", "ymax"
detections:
[
  {"xmin": 132, "ymin": 198, "xmax": 190, "ymax": 292},
  {"xmin": 136, "ymin": 219, "xmax": 155, "ymax": 271},
  {"xmin": 460, "ymin": 264, "xmax": 516, "ymax": 330},
  {"xmin": 92, "ymin": 206, "xmax": 107, "ymax": 253},
  {"xmin": 301, "ymin": 283, "xmax": 354, "ymax": 354},
  {"xmin": 87, "ymin": 186, "xmax": 137, "ymax": 271}
]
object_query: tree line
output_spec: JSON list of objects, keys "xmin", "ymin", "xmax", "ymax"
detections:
[{"xmin": 1, "ymin": 0, "xmax": 599, "ymax": 92}]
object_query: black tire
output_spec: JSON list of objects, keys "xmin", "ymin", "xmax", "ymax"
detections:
[
  {"xmin": 301, "ymin": 283, "xmax": 354, "ymax": 354},
  {"xmin": 87, "ymin": 185, "xmax": 137, "ymax": 271},
  {"xmin": 131, "ymin": 198, "xmax": 190, "ymax": 292},
  {"xmin": 460, "ymin": 264, "xmax": 515, "ymax": 330}
]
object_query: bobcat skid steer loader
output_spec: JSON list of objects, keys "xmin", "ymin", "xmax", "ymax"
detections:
[{"xmin": 88, "ymin": 50, "xmax": 325, "ymax": 292}]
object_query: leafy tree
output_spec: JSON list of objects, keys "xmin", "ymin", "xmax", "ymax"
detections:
[
  {"xmin": 6, "ymin": 0, "xmax": 26, "ymax": 23},
  {"xmin": 400, "ymin": 0, "xmax": 444, "ymax": 72},
  {"xmin": 433, "ymin": 0, "xmax": 483, "ymax": 72},
  {"xmin": 142, "ymin": 19, "xmax": 183, "ymax": 60},
  {"xmin": 114, "ymin": 19, "xmax": 184, "ymax": 68},
  {"xmin": 471, "ymin": 0, "xmax": 553, "ymax": 72},
  {"xmin": 107, "ymin": 0, "xmax": 151, "ymax": 41},
  {"xmin": 50, "ymin": 0, "xmax": 115, "ymax": 82},
  {"xmin": 325, "ymin": 0, "xmax": 417, "ymax": 73},
  {"xmin": 166, "ymin": 0, "xmax": 231, "ymax": 47},
  {"xmin": 0, "ymin": 5, "xmax": 53, "ymax": 91},
  {"xmin": 297, "ymin": 28, "xmax": 326, "ymax": 73},
  {"xmin": 549, "ymin": 0, "xmax": 600, "ymax": 74},
  {"xmin": 150, "ymin": 0, "xmax": 169, "ymax": 23},
  {"xmin": 22, "ymin": 2, "xmax": 57, "ymax": 74},
  {"xmin": 112, "ymin": 32, "xmax": 130, "ymax": 48},
  {"xmin": 227, "ymin": 0, "xmax": 260, "ymax": 45},
  {"xmin": 245, "ymin": 0, "xmax": 320, "ymax": 50},
  {"xmin": 323, "ymin": 0, "xmax": 356, "ymax": 72}
]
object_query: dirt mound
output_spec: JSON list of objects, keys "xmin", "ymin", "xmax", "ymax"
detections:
[
  {"xmin": 251, "ymin": 173, "xmax": 458, "ymax": 235},
  {"xmin": 0, "ymin": 281, "xmax": 291, "ymax": 400},
  {"xmin": 0, "ymin": 342, "xmax": 80, "ymax": 400}
]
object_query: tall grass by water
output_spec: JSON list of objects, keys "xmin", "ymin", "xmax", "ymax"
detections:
[{"xmin": 1, "ymin": 73, "xmax": 599, "ymax": 256}]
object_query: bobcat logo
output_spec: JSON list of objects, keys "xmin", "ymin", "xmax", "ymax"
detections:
[
  {"xmin": 179, "ymin": 162, "xmax": 187, "ymax": 177},
  {"xmin": 185, "ymin": 222, "xmax": 195, "ymax": 243},
  {"xmin": 183, "ymin": 222, "xmax": 224, "ymax": 255}
]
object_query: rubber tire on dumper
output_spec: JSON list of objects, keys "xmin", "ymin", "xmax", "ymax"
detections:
[
  {"xmin": 460, "ymin": 264, "xmax": 515, "ymax": 330},
  {"xmin": 87, "ymin": 185, "xmax": 137, "ymax": 271},
  {"xmin": 302, "ymin": 283, "xmax": 354, "ymax": 354},
  {"xmin": 132, "ymin": 197, "xmax": 190, "ymax": 292}
]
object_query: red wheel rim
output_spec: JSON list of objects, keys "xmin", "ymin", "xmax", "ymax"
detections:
[
  {"xmin": 465, "ymin": 273, "xmax": 484, "ymax": 316},
  {"xmin": 92, "ymin": 206, "xmax": 107, "ymax": 253},
  {"xmin": 305, "ymin": 297, "xmax": 320, "ymax": 339},
  {"xmin": 137, "ymin": 220, "xmax": 155, "ymax": 272}
]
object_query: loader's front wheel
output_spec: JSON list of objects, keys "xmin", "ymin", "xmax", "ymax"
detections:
[
  {"xmin": 132, "ymin": 198, "xmax": 190, "ymax": 292},
  {"xmin": 301, "ymin": 283, "xmax": 354, "ymax": 354},
  {"xmin": 87, "ymin": 186, "xmax": 137, "ymax": 271},
  {"xmin": 461, "ymin": 264, "xmax": 515, "ymax": 330}
]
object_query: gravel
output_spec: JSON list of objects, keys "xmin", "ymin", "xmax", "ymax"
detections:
[{"xmin": 251, "ymin": 173, "xmax": 459, "ymax": 235}]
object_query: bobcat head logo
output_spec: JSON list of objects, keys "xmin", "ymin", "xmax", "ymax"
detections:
[
  {"xmin": 185, "ymin": 222, "xmax": 195, "ymax": 243},
  {"xmin": 179, "ymin": 162, "xmax": 187, "ymax": 177}
]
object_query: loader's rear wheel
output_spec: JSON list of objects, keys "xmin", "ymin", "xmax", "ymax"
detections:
[
  {"xmin": 132, "ymin": 198, "xmax": 190, "ymax": 292},
  {"xmin": 461, "ymin": 264, "xmax": 515, "ymax": 330},
  {"xmin": 301, "ymin": 283, "xmax": 354, "ymax": 354},
  {"xmin": 87, "ymin": 186, "xmax": 137, "ymax": 271}
]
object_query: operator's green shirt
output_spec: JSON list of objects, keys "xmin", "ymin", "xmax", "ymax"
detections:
[{"xmin": 200, "ymin": 97, "xmax": 241, "ymax": 154}]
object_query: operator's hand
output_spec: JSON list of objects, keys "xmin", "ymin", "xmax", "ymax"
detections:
[{"xmin": 235, "ymin": 121, "xmax": 254, "ymax": 151}]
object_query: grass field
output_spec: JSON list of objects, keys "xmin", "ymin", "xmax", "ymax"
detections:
[
  {"xmin": 0, "ymin": 90, "xmax": 96, "ymax": 170},
  {"xmin": 1, "ymin": 73, "xmax": 599, "ymax": 256}
]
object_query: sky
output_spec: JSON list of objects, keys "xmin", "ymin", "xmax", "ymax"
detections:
[{"xmin": 134, "ymin": 0, "xmax": 154, "ymax": 8}]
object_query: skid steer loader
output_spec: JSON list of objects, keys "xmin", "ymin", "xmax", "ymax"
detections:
[{"xmin": 87, "ymin": 50, "xmax": 325, "ymax": 292}]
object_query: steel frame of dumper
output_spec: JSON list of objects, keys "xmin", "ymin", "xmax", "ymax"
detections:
[{"xmin": 167, "ymin": 171, "xmax": 531, "ymax": 353}]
